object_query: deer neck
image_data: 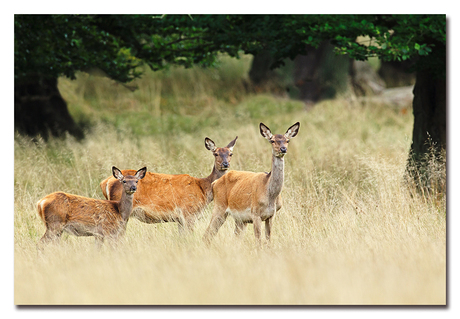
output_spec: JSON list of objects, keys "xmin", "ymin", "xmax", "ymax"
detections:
[
  {"xmin": 202, "ymin": 166, "xmax": 226, "ymax": 203},
  {"xmin": 118, "ymin": 191, "xmax": 135, "ymax": 221},
  {"xmin": 267, "ymin": 153, "xmax": 285, "ymax": 201},
  {"xmin": 208, "ymin": 165, "xmax": 226, "ymax": 183}
]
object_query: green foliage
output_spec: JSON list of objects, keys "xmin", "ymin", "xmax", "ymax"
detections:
[
  {"xmin": 15, "ymin": 15, "xmax": 143, "ymax": 83},
  {"xmin": 323, "ymin": 15, "xmax": 445, "ymax": 75},
  {"xmin": 15, "ymin": 14, "xmax": 446, "ymax": 85}
]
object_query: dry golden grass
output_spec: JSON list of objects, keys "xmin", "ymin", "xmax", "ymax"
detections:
[{"xmin": 14, "ymin": 59, "xmax": 445, "ymax": 305}]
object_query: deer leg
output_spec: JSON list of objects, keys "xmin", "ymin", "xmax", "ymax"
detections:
[
  {"xmin": 203, "ymin": 205, "xmax": 228, "ymax": 243},
  {"xmin": 184, "ymin": 216, "xmax": 196, "ymax": 232},
  {"xmin": 234, "ymin": 220, "xmax": 247, "ymax": 237},
  {"xmin": 265, "ymin": 217, "xmax": 273, "ymax": 242},
  {"xmin": 252, "ymin": 215, "xmax": 263, "ymax": 244},
  {"xmin": 177, "ymin": 219, "xmax": 185, "ymax": 233},
  {"xmin": 178, "ymin": 215, "xmax": 196, "ymax": 234},
  {"xmin": 37, "ymin": 223, "xmax": 64, "ymax": 250},
  {"xmin": 94, "ymin": 236, "xmax": 104, "ymax": 250}
]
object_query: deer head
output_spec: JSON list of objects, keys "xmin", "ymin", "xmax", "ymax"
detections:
[
  {"xmin": 260, "ymin": 122, "xmax": 300, "ymax": 158},
  {"xmin": 205, "ymin": 136, "xmax": 238, "ymax": 171},
  {"xmin": 112, "ymin": 166, "xmax": 147, "ymax": 195}
]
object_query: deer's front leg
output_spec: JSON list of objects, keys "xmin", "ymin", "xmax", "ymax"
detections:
[
  {"xmin": 252, "ymin": 214, "xmax": 263, "ymax": 244},
  {"xmin": 94, "ymin": 236, "xmax": 104, "ymax": 250},
  {"xmin": 234, "ymin": 220, "xmax": 247, "ymax": 236},
  {"xmin": 265, "ymin": 217, "xmax": 273, "ymax": 242},
  {"xmin": 203, "ymin": 205, "xmax": 228, "ymax": 243}
]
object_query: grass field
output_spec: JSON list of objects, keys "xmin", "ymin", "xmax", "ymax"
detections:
[{"xmin": 13, "ymin": 56, "xmax": 446, "ymax": 305}]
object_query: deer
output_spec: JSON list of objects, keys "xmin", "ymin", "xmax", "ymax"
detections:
[
  {"xmin": 37, "ymin": 166, "xmax": 147, "ymax": 249},
  {"xmin": 203, "ymin": 122, "xmax": 300, "ymax": 244},
  {"xmin": 99, "ymin": 137, "xmax": 238, "ymax": 232}
]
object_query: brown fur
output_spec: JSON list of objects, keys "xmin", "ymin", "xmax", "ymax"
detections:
[
  {"xmin": 37, "ymin": 167, "xmax": 146, "ymax": 248},
  {"xmin": 203, "ymin": 123, "xmax": 299, "ymax": 243},
  {"xmin": 99, "ymin": 137, "xmax": 238, "ymax": 231}
]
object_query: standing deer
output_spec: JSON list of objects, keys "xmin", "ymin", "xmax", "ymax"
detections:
[
  {"xmin": 99, "ymin": 137, "xmax": 238, "ymax": 231},
  {"xmin": 203, "ymin": 122, "xmax": 300, "ymax": 244},
  {"xmin": 37, "ymin": 167, "xmax": 146, "ymax": 248}
]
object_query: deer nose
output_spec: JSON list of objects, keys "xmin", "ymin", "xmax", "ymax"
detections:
[
  {"xmin": 222, "ymin": 162, "xmax": 229, "ymax": 168},
  {"xmin": 130, "ymin": 186, "xmax": 137, "ymax": 192},
  {"xmin": 280, "ymin": 147, "xmax": 287, "ymax": 153}
]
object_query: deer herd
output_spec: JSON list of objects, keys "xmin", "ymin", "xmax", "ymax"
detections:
[{"xmin": 36, "ymin": 122, "xmax": 300, "ymax": 249}]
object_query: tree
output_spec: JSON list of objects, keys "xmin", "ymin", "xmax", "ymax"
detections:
[
  {"xmin": 317, "ymin": 15, "xmax": 446, "ymax": 193},
  {"xmin": 15, "ymin": 14, "xmax": 446, "ymax": 192},
  {"xmin": 14, "ymin": 15, "xmax": 218, "ymax": 140},
  {"xmin": 238, "ymin": 15, "xmax": 446, "ymax": 193}
]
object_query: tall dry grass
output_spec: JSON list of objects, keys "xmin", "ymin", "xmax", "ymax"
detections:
[{"xmin": 14, "ymin": 56, "xmax": 445, "ymax": 305}]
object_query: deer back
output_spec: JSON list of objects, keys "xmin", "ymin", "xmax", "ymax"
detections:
[
  {"xmin": 212, "ymin": 171, "xmax": 270, "ymax": 211},
  {"xmin": 101, "ymin": 170, "xmax": 207, "ymax": 216},
  {"xmin": 38, "ymin": 192, "xmax": 123, "ymax": 233}
]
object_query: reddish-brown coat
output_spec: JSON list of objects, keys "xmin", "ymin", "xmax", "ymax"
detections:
[
  {"xmin": 99, "ymin": 137, "xmax": 237, "ymax": 230},
  {"xmin": 101, "ymin": 170, "xmax": 209, "ymax": 222},
  {"xmin": 37, "ymin": 167, "xmax": 146, "ymax": 248},
  {"xmin": 203, "ymin": 123, "xmax": 299, "ymax": 243}
]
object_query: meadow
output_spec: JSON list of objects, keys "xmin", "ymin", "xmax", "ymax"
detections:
[{"xmin": 14, "ymin": 55, "xmax": 446, "ymax": 305}]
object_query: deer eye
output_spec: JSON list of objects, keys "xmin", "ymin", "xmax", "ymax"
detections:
[
  {"xmin": 214, "ymin": 153, "xmax": 218, "ymax": 157},
  {"xmin": 270, "ymin": 140, "xmax": 275, "ymax": 143},
  {"xmin": 230, "ymin": 154, "xmax": 233, "ymax": 156},
  {"xmin": 122, "ymin": 180, "xmax": 126, "ymax": 184}
]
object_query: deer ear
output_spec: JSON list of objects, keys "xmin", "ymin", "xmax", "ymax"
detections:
[
  {"xmin": 135, "ymin": 167, "xmax": 147, "ymax": 180},
  {"xmin": 285, "ymin": 122, "xmax": 300, "ymax": 139},
  {"xmin": 205, "ymin": 137, "xmax": 217, "ymax": 152},
  {"xmin": 260, "ymin": 123, "xmax": 273, "ymax": 140},
  {"xmin": 226, "ymin": 136, "xmax": 238, "ymax": 151},
  {"xmin": 112, "ymin": 166, "xmax": 124, "ymax": 181}
]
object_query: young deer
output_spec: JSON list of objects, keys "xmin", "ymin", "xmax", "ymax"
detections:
[
  {"xmin": 37, "ymin": 167, "xmax": 146, "ymax": 248},
  {"xmin": 99, "ymin": 137, "xmax": 238, "ymax": 232},
  {"xmin": 203, "ymin": 122, "xmax": 300, "ymax": 244}
]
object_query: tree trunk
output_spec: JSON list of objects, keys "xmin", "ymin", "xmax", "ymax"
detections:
[
  {"xmin": 248, "ymin": 50, "xmax": 275, "ymax": 87},
  {"xmin": 14, "ymin": 75, "xmax": 84, "ymax": 141},
  {"xmin": 248, "ymin": 42, "xmax": 352, "ymax": 104},
  {"xmin": 293, "ymin": 42, "xmax": 331, "ymax": 104},
  {"xmin": 246, "ymin": 50, "xmax": 286, "ymax": 95},
  {"xmin": 294, "ymin": 41, "xmax": 355, "ymax": 106},
  {"xmin": 406, "ymin": 70, "xmax": 446, "ymax": 194}
]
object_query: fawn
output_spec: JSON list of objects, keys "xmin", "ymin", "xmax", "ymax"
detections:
[{"xmin": 37, "ymin": 166, "xmax": 146, "ymax": 248}]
